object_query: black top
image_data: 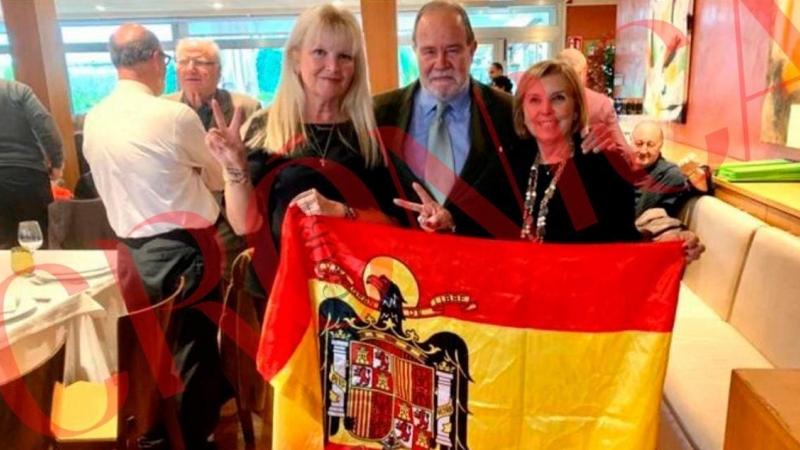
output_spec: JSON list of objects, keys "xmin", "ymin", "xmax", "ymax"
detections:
[
  {"xmin": 634, "ymin": 156, "xmax": 691, "ymax": 218},
  {"xmin": 521, "ymin": 135, "xmax": 640, "ymax": 243},
  {"xmin": 244, "ymin": 119, "xmax": 403, "ymax": 297}
]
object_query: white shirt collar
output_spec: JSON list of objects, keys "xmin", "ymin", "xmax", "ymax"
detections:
[{"xmin": 114, "ymin": 79, "xmax": 155, "ymax": 96}]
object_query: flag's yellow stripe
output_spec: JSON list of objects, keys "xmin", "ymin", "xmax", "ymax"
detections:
[
  {"xmin": 408, "ymin": 317, "xmax": 670, "ymax": 450},
  {"xmin": 273, "ymin": 283, "xmax": 672, "ymax": 449},
  {"xmin": 270, "ymin": 321, "xmax": 325, "ymax": 450}
]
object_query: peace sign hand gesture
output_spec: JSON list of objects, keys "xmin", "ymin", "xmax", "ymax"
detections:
[
  {"xmin": 206, "ymin": 99, "xmax": 247, "ymax": 169},
  {"xmin": 393, "ymin": 182, "xmax": 455, "ymax": 233}
]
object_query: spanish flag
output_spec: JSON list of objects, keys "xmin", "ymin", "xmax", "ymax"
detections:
[{"xmin": 257, "ymin": 208, "xmax": 684, "ymax": 450}]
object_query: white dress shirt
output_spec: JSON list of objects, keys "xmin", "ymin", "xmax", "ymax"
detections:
[{"xmin": 84, "ymin": 80, "xmax": 223, "ymax": 238}]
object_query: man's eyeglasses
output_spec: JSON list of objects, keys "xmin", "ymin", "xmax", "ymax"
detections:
[
  {"xmin": 156, "ymin": 51, "xmax": 172, "ymax": 65},
  {"xmin": 176, "ymin": 58, "xmax": 218, "ymax": 68}
]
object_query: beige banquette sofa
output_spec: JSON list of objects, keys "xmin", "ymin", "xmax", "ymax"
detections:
[{"xmin": 658, "ymin": 195, "xmax": 800, "ymax": 449}]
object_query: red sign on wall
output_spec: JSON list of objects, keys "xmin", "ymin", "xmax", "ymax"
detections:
[{"xmin": 566, "ymin": 36, "xmax": 583, "ymax": 51}]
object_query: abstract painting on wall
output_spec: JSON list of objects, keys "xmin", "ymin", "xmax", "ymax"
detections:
[
  {"xmin": 643, "ymin": 0, "xmax": 695, "ymax": 123},
  {"xmin": 760, "ymin": 0, "xmax": 800, "ymax": 148}
]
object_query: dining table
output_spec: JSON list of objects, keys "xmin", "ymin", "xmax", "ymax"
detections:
[{"xmin": 0, "ymin": 250, "xmax": 126, "ymax": 386}]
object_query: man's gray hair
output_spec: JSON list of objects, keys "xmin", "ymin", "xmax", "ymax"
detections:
[
  {"xmin": 412, "ymin": 0, "xmax": 475, "ymax": 47},
  {"xmin": 176, "ymin": 38, "xmax": 221, "ymax": 63},
  {"xmin": 109, "ymin": 29, "xmax": 162, "ymax": 68}
]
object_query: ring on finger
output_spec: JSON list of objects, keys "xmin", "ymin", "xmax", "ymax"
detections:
[{"xmin": 417, "ymin": 216, "xmax": 425, "ymax": 224}]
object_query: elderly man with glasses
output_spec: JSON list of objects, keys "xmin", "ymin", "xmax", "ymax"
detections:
[{"xmin": 165, "ymin": 38, "xmax": 261, "ymax": 132}]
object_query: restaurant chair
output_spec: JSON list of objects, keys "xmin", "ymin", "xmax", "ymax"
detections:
[
  {"xmin": 48, "ymin": 198, "xmax": 116, "ymax": 250},
  {"xmin": 219, "ymin": 249, "xmax": 270, "ymax": 446},
  {"xmin": 0, "ymin": 337, "xmax": 66, "ymax": 450},
  {"xmin": 51, "ymin": 277, "xmax": 186, "ymax": 449}
]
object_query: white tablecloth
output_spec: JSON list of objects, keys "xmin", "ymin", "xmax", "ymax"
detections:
[{"xmin": 0, "ymin": 250, "xmax": 125, "ymax": 385}]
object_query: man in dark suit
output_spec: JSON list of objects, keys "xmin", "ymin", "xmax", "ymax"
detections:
[{"xmin": 374, "ymin": 0, "xmax": 530, "ymax": 240}]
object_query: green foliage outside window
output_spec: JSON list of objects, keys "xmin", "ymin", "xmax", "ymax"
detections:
[
  {"xmin": 398, "ymin": 46, "xmax": 419, "ymax": 87},
  {"xmin": 255, "ymin": 47, "xmax": 283, "ymax": 105},
  {"xmin": 68, "ymin": 61, "xmax": 178, "ymax": 115},
  {"xmin": 164, "ymin": 63, "xmax": 178, "ymax": 95}
]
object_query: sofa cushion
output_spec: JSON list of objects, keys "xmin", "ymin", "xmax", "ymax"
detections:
[
  {"xmin": 683, "ymin": 197, "xmax": 765, "ymax": 320},
  {"xmin": 729, "ymin": 227, "xmax": 800, "ymax": 368},
  {"xmin": 677, "ymin": 196, "xmax": 698, "ymax": 228},
  {"xmin": 663, "ymin": 317, "xmax": 772, "ymax": 450},
  {"xmin": 676, "ymin": 283, "xmax": 719, "ymax": 321}
]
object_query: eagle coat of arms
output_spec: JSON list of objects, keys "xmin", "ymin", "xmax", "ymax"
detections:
[{"xmin": 316, "ymin": 258, "xmax": 473, "ymax": 450}]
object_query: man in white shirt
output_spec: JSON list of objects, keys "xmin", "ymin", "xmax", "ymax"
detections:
[{"xmin": 83, "ymin": 23, "xmax": 225, "ymax": 449}]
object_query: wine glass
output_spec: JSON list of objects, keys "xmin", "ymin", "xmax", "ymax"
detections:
[{"xmin": 18, "ymin": 221, "xmax": 43, "ymax": 254}]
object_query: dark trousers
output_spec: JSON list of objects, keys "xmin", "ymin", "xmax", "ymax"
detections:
[
  {"xmin": 0, "ymin": 167, "xmax": 52, "ymax": 249},
  {"xmin": 117, "ymin": 224, "xmax": 228, "ymax": 449}
]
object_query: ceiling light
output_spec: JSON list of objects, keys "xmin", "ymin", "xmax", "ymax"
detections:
[
  {"xmin": 95, "ymin": 5, "xmax": 106, "ymax": 12},
  {"xmin": 332, "ymin": 0, "xmax": 344, "ymax": 6},
  {"xmin": 212, "ymin": 2, "xmax": 223, "ymax": 9}
]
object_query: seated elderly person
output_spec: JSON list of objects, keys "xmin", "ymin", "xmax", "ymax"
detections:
[{"xmin": 632, "ymin": 120, "xmax": 694, "ymax": 218}]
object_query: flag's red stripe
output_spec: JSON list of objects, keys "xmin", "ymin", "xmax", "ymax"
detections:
[
  {"xmin": 320, "ymin": 218, "xmax": 684, "ymax": 333},
  {"xmin": 256, "ymin": 210, "xmax": 314, "ymax": 382},
  {"xmin": 258, "ymin": 212, "xmax": 684, "ymax": 381}
]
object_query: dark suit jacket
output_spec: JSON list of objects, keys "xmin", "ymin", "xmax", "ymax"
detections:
[{"xmin": 374, "ymin": 81, "xmax": 533, "ymax": 239}]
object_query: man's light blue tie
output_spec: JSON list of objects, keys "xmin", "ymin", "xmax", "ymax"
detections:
[{"xmin": 425, "ymin": 101, "xmax": 455, "ymax": 204}]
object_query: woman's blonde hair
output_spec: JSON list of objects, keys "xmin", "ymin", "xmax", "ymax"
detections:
[
  {"xmin": 512, "ymin": 60, "xmax": 588, "ymax": 140},
  {"xmin": 248, "ymin": 4, "xmax": 381, "ymax": 168}
]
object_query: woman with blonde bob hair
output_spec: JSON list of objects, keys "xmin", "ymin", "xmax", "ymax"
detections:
[
  {"xmin": 206, "ymin": 4, "xmax": 401, "ymax": 297},
  {"xmin": 512, "ymin": 59, "xmax": 638, "ymax": 243}
]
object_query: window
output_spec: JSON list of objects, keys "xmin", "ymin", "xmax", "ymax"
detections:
[
  {"xmin": 507, "ymin": 42, "xmax": 551, "ymax": 77},
  {"xmin": 215, "ymin": 47, "xmax": 284, "ymax": 105},
  {"xmin": 398, "ymin": 45, "xmax": 418, "ymax": 87},
  {"xmin": 180, "ymin": 17, "xmax": 296, "ymax": 105},
  {"xmin": 466, "ymin": 5, "xmax": 556, "ymax": 28},
  {"xmin": 61, "ymin": 23, "xmax": 173, "ymax": 45},
  {"xmin": 396, "ymin": 4, "xmax": 557, "ymax": 38},
  {"xmin": 0, "ymin": 24, "xmax": 11, "ymax": 80},
  {"xmin": 0, "ymin": 54, "xmax": 12, "ymax": 80},
  {"xmin": 185, "ymin": 17, "xmax": 296, "ymax": 40},
  {"xmin": 60, "ymin": 23, "xmax": 176, "ymax": 114},
  {"xmin": 65, "ymin": 52, "xmax": 116, "ymax": 114},
  {"xmin": 3, "ymin": 17, "xmax": 294, "ymax": 111}
]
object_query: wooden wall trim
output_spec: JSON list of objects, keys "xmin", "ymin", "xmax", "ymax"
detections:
[{"xmin": 360, "ymin": 0, "xmax": 399, "ymax": 95}]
